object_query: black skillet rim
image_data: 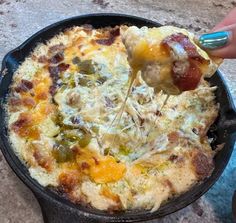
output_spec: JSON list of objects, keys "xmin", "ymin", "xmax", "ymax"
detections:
[{"xmin": 0, "ymin": 13, "xmax": 236, "ymax": 222}]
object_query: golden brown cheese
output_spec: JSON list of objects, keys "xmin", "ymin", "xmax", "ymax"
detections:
[{"xmin": 7, "ymin": 25, "xmax": 219, "ymax": 212}]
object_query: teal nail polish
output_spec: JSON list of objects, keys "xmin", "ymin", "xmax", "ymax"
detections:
[{"xmin": 199, "ymin": 31, "xmax": 231, "ymax": 49}]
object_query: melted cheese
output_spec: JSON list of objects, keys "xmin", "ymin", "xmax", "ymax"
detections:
[
  {"xmin": 76, "ymin": 148, "xmax": 126, "ymax": 183},
  {"xmin": 7, "ymin": 25, "xmax": 219, "ymax": 212},
  {"xmin": 89, "ymin": 156, "xmax": 126, "ymax": 183},
  {"xmin": 122, "ymin": 26, "xmax": 222, "ymax": 95}
]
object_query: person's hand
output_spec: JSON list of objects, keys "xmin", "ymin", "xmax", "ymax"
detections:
[{"xmin": 199, "ymin": 8, "xmax": 236, "ymax": 58}]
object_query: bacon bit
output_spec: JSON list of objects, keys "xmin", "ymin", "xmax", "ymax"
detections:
[
  {"xmin": 48, "ymin": 66, "xmax": 59, "ymax": 78},
  {"xmin": 161, "ymin": 33, "xmax": 207, "ymax": 91},
  {"xmin": 58, "ymin": 172, "xmax": 79, "ymax": 193},
  {"xmin": 49, "ymin": 85, "xmax": 57, "ymax": 96},
  {"xmin": 162, "ymin": 33, "xmax": 204, "ymax": 61},
  {"xmin": 169, "ymin": 154, "xmax": 184, "ymax": 163},
  {"xmin": 96, "ymin": 27, "xmax": 120, "ymax": 46},
  {"xmin": 15, "ymin": 79, "xmax": 33, "ymax": 93},
  {"xmin": 18, "ymin": 127, "xmax": 40, "ymax": 139},
  {"xmin": 22, "ymin": 79, "xmax": 33, "ymax": 89},
  {"xmin": 192, "ymin": 151, "xmax": 214, "ymax": 179},
  {"xmin": 169, "ymin": 154, "xmax": 178, "ymax": 162},
  {"xmin": 155, "ymin": 110, "xmax": 162, "ymax": 116},
  {"xmin": 48, "ymin": 44, "xmax": 65, "ymax": 55},
  {"xmin": 11, "ymin": 113, "xmax": 32, "ymax": 131},
  {"xmin": 38, "ymin": 55, "xmax": 48, "ymax": 63},
  {"xmin": 139, "ymin": 117, "xmax": 145, "ymax": 126},
  {"xmin": 22, "ymin": 97, "xmax": 36, "ymax": 108},
  {"xmin": 33, "ymin": 150, "xmax": 52, "ymax": 171},
  {"xmin": 81, "ymin": 162, "xmax": 90, "ymax": 170},
  {"xmin": 49, "ymin": 52, "xmax": 64, "ymax": 64},
  {"xmin": 172, "ymin": 60, "xmax": 202, "ymax": 91},
  {"xmin": 110, "ymin": 28, "xmax": 120, "ymax": 37},
  {"xmin": 168, "ymin": 131, "xmax": 180, "ymax": 143},
  {"xmin": 58, "ymin": 63, "xmax": 70, "ymax": 72},
  {"xmin": 48, "ymin": 63, "xmax": 70, "ymax": 77},
  {"xmin": 48, "ymin": 63, "xmax": 69, "ymax": 95},
  {"xmin": 92, "ymin": 156, "xmax": 99, "ymax": 165},
  {"xmin": 96, "ymin": 38, "xmax": 114, "ymax": 46},
  {"xmin": 12, "ymin": 113, "xmax": 40, "ymax": 139},
  {"xmin": 9, "ymin": 97, "xmax": 21, "ymax": 106},
  {"xmin": 71, "ymin": 146, "xmax": 79, "ymax": 154}
]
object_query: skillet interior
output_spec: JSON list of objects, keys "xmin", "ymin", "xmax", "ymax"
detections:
[{"xmin": 0, "ymin": 14, "xmax": 236, "ymax": 223}]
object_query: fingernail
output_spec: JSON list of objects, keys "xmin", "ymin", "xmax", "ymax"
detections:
[{"xmin": 199, "ymin": 31, "xmax": 231, "ymax": 49}]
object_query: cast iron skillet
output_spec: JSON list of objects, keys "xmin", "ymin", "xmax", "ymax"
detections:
[{"xmin": 0, "ymin": 13, "xmax": 236, "ymax": 223}]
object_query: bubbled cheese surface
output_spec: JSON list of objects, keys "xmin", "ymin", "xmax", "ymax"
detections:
[{"xmin": 7, "ymin": 25, "xmax": 219, "ymax": 212}]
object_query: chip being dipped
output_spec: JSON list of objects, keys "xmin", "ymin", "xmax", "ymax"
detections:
[{"xmin": 122, "ymin": 26, "xmax": 222, "ymax": 95}]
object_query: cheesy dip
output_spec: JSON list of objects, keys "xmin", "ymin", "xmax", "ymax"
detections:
[
  {"xmin": 7, "ymin": 25, "xmax": 219, "ymax": 212},
  {"xmin": 122, "ymin": 26, "xmax": 222, "ymax": 95}
]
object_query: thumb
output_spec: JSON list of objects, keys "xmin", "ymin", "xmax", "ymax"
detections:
[{"xmin": 198, "ymin": 23, "xmax": 236, "ymax": 59}]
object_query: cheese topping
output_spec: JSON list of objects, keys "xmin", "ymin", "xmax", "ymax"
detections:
[{"xmin": 7, "ymin": 25, "xmax": 219, "ymax": 212}]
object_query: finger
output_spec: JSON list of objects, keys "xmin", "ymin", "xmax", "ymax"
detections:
[{"xmin": 199, "ymin": 24, "xmax": 236, "ymax": 58}]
